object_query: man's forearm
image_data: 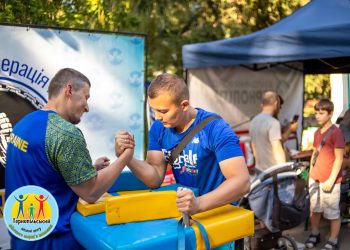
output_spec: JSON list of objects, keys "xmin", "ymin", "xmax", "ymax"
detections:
[
  {"xmin": 282, "ymin": 129, "xmax": 290, "ymax": 142},
  {"xmin": 127, "ymin": 158, "xmax": 164, "ymax": 188},
  {"xmin": 71, "ymin": 154, "xmax": 130, "ymax": 203},
  {"xmin": 88, "ymin": 159, "xmax": 126, "ymax": 199},
  {"xmin": 196, "ymin": 176, "xmax": 250, "ymax": 213}
]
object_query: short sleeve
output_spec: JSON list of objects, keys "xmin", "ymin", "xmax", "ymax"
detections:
[
  {"xmin": 148, "ymin": 121, "xmax": 163, "ymax": 151},
  {"xmin": 334, "ymin": 128, "xmax": 345, "ymax": 149},
  {"xmin": 268, "ymin": 119, "xmax": 282, "ymax": 142},
  {"xmin": 210, "ymin": 119, "xmax": 243, "ymax": 162},
  {"xmin": 46, "ymin": 114, "xmax": 97, "ymax": 185}
]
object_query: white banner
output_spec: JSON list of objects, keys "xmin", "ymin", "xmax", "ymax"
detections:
[
  {"xmin": 0, "ymin": 25, "xmax": 145, "ymax": 245},
  {"xmin": 188, "ymin": 64, "xmax": 304, "ymax": 133},
  {"xmin": 0, "ymin": 25, "xmax": 145, "ymax": 167}
]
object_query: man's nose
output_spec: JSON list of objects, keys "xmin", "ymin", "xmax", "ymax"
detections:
[
  {"xmin": 84, "ymin": 104, "xmax": 89, "ymax": 113},
  {"xmin": 155, "ymin": 113, "xmax": 162, "ymax": 121}
]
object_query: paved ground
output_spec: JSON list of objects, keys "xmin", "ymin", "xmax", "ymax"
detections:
[{"xmin": 284, "ymin": 218, "xmax": 350, "ymax": 250}]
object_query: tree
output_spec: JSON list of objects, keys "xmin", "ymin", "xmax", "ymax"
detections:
[{"xmin": 0, "ymin": 0, "xmax": 309, "ymax": 80}]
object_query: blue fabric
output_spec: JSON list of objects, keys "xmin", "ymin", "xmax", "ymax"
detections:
[
  {"xmin": 10, "ymin": 231, "xmax": 84, "ymax": 250},
  {"xmin": 71, "ymin": 212, "xmax": 196, "ymax": 250},
  {"xmin": 182, "ymin": 0, "xmax": 350, "ymax": 69},
  {"xmin": 148, "ymin": 108, "xmax": 242, "ymax": 196},
  {"xmin": 108, "ymin": 170, "xmax": 149, "ymax": 192},
  {"xmin": 191, "ymin": 219, "xmax": 210, "ymax": 250},
  {"xmin": 5, "ymin": 110, "xmax": 92, "ymax": 248}
]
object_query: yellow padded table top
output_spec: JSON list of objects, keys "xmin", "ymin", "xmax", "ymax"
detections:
[
  {"xmin": 76, "ymin": 193, "xmax": 112, "ymax": 217},
  {"xmin": 105, "ymin": 190, "xmax": 181, "ymax": 225},
  {"xmin": 76, "ymin": 190, "xmax": 151, "ymax": 216},
  {"xmin": 191, "ymin": 205, "xmax": 254, "ymax": 249}
]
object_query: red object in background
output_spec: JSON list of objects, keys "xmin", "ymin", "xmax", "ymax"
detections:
[
  {"xmin": 240, "ymin": 141, "xmax": 246, "ymax": 159},
  {"xmin": 235, "ymin": 130, "xmax": 255, "ymax": 169},
  {"xmin": 162, "ymin": 164, "xmax": 176, "ymax": 186}
]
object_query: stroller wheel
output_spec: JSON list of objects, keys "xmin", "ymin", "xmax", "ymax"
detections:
[{"xmin": 276, "ymin": 236, "xmax": 298, "ymax": 250}]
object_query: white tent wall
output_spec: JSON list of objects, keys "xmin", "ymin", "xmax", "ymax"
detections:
[
  {"xmin": 331, "ymin": 74, "xmax": 348, "ymax": 124},
  {"xmin": 187, "ymin": 63, "xmax": 304, "ymax": 148}
]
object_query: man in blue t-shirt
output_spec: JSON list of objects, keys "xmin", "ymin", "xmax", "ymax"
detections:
[
  {"xmin": 5, "ymin": 68, "xmax": 133, "ymax": 249},
  {"xmin": 116, "ymin": 73, "xmax": 250, "ymax": 215}
]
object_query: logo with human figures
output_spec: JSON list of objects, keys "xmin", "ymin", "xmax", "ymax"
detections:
[{"xmin": 4, "ymin": 185, "xmax": 58, "ymax": 241}]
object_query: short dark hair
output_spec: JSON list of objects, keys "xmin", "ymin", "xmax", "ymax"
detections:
[
  {"xmin": 314, "ymin": 98, "xmax": 334, "ymax": 113},
  {"xmin": 278, "ymin": 94, "xmax": 284, "ymax": 106},
  {"xmin": 147, "ymin": 73, "xmax": 189, "ymax": 104},
  {"xmin": 48, "ymin": 68, "xmax": 90, "ymax": 98}
]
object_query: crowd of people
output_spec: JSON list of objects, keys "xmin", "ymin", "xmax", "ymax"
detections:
[
  {"xmin": 4, "ymin": 67, "xmax": 350, "ymax": 250},
  {"xmin": 249, "ymin": 91, "xmax": 350, "ymax": 250}
]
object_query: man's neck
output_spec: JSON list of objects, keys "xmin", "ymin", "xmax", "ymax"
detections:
[
  {"xmin": 175, "ymin": 107, "xmax": 198, "ymax": 133},
  {"xmin": 43, "ymin": 100, "xmax": 66, "ymax": 119},
  {"xmin": 261, "ymin": 106, "xmax": 275, "ymax": 116}
]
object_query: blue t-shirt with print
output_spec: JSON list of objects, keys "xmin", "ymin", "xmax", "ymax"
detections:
[{"xmin": 148, "ymin": 108, "xmax": 243, "ymax": 196}]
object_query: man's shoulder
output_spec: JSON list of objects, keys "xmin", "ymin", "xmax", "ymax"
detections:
[
  {"xmin": 195, "ymin": 108, "xmax": 224, "ymax": 128},
  {"xmin": 47, "ymin": 113, "xmax": 83, "ymax": 140},
  {"xmin": 251, "ymin": 112, "xmax": 276, "ymax": 124},
  {"xmin": 196, "ymin": 108, "xmax": 220, "ymax": 119},
  {"xmin": 13, "ymin": 110, "xmax": 41, "ymax": 128}
]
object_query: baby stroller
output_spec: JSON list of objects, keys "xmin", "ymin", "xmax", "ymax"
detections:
[{"xmin": 239, "ymin": 162, "xmax": 309, "ymax": 250}]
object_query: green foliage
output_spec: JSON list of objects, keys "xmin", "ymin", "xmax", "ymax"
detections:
[
  {"xmin": 304, "ymin": 74, "xmax": 330, "ymax": 101},
  {"xmin": 0, "ymin": 0, "xmax": 309, "ymax": 80},
  {"xmin": 234, "ymin": 0, "xmax": 306, "ymax": 33},
  {"xmin": 303, "ymin": 74, "xmax": 330, "ymax": 118}
]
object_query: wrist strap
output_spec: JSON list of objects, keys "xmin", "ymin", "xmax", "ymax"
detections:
[{"xmin": 177, "ymin": 217, "xmax": 210, "ymax": 250}]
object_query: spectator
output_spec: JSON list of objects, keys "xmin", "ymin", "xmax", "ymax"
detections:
[
  {"xmin": 249, "ymin": 91, "xmax": 286, "ymax": 171},
  {"xmin": 305, "ymin": 99, "xmax": 345, "ymax": 250}
]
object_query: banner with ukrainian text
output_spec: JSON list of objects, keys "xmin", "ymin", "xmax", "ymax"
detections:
[{"xmin": 0, "ymin": 26, "xmax": 145, "ymax": 246}]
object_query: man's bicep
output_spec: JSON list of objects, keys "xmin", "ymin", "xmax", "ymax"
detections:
[
  {"xmin": 271, "ymin": 139, "xmax": 286, "ymax": 163},
  {"xmin": 219, "ymin": 156, "xmax": 248, "ymax": 179},
  {"xmin": 146, "ymin": 150, "xmax": 168, "ymax": 177},
  {"xmin": 271, "ymin": 139, "xmax": 282, "ymax": 151},
  {"xmin": 269, "ymin": 121, "xmax": 282, "ymax": 141}
]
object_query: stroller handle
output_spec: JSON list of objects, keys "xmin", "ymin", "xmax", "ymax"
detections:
[
  {"xmin": 238, "ymin": 161, "xmax": 309, "ymax": 207},
  {"xmin": 256, "ymin": 161, "xmax": 308, "ymax": 184}
]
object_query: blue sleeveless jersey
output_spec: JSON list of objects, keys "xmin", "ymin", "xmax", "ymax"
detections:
[{"xmin": 5, "ymin": 110, "xmax": 96, "ymax": 235}]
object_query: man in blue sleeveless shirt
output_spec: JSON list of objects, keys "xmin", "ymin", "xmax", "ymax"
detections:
[
  {"xmin": 116, "ymin": 73, "xmax": 250, "ymax": 215},
  {"xmin": 5, "ymin": 68, "xmax": 133, "ymax": 249}
]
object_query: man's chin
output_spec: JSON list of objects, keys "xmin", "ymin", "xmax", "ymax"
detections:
[
  {"xmin": 162, "ymin": 123, "xmax": 172, "ymax": 128},
  {"xmin": 71, "ymin": 118, "xmax": 81, "ymax": 125}
]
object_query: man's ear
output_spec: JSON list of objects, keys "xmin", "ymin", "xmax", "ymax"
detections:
[
  {"xmin": 180, "ymin": 99, "xmax": 190, "ymax": 111},
  {"xmin": 64, "ymin": 83, "xmax": 73, "ymax": 97}
]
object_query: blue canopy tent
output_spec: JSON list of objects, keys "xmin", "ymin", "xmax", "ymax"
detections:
[
  {"xmin": 183, "ymin": 0, "xmax": 350, "ymax": 74},
  {"xmin": 181, "ymin": 0, "xmax": 350, "ymax": 151}
]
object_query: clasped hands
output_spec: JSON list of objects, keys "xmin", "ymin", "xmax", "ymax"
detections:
[{"xmin": 114, "ymin": 131, "xmax": 135, "ymax": 157}]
